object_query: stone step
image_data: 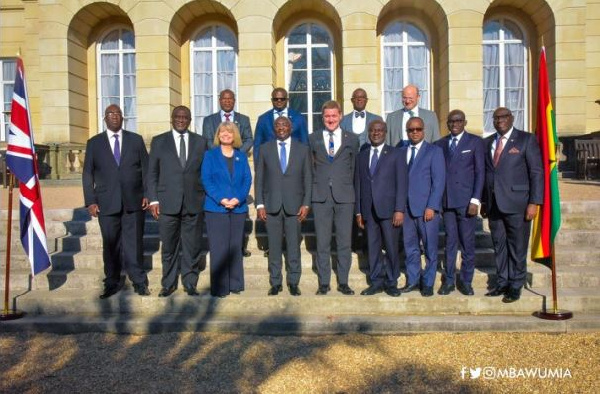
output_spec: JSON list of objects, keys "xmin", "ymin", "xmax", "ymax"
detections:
[
  {"xmin": 560, "ymin": 215, "xmax": 600, "ymax": 230},
  {"xmin": 554, "ymin": 230, "xmax": 599, "ymax": 247},
  {"xmin": 4, "ymin": 263, "xmax": 598, "ymax": 294},
  {"xmin": 7, "ymin": 287, "xmax": 599, "ymax": 317},
  {"xmin": 1, "ymin": 313, "xmax": 598, "ymax": 335}
]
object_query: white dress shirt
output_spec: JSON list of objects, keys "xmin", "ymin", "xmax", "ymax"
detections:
[{"xmin": 322, "ymin": 127, "xmax": 342, "ymax": 156}]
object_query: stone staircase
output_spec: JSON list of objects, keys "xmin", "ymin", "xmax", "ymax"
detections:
[{"xmin": 1, "ymin": 201, "xmax": 599, "ymax": 334}]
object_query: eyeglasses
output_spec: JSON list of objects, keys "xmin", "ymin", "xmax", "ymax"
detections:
[
  {"xmin": 406, "ymin": 127, "xmax": 424, "ymax": 133},
  {"xmin": 271, "ymin": 97, "xmax": 288, "ymax": 102},
  {"xmin": 105, "ymin": 111, "xmax": 122, "ymax": 116}
]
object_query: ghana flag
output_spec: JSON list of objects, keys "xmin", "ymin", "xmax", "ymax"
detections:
[{"xmin": 531, "ymin": 47, "xmax": 561, "ymax": 266}]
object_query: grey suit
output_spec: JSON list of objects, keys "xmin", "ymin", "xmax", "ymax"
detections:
[
  {"xmin": 386, "ymin": 107, "xmax": 440, "ymax": 146},
  {"xmin": 309, "ymin": 129, "xmax": 359, "ymax": 286},
  {"xmin": 255, "ymin": 139, "xmax": 312, "ymax": 286},
  {"xmin": 340, "ymin": 111, "xmax": 383, "ymax": 147},
  {"xmin": 147, "ymin": 130, "xmax": 209, "ymax": 290},
  {"xmin": 202, "ymin": 111, "xmax": 253, "ymax": 153}
]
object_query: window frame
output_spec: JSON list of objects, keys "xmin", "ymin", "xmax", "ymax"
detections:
[{"xmin": 1, "ymin": 58, "xmax": 17, "ymax": 142}]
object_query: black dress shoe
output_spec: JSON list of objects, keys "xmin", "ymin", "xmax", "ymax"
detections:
[
  {"xmin": 231, "ymin": 289, "xmax": 243, "ymax": 295},
  {"xmin": 242, "ymin": 249, "xmax": 251, "ymax": 257},
  {"xmin": 485, "ymin": 287, "xmax": 508, "ymax": 297},
  {"xmin": 99, "ymin": 285, "xmax": 120, "ymax": 299},
  {"xmin": 458, "ymin": 282, "xmax": 475, "ymax": 296},
  {"xmin": 399, "ymin": 283, "xmax": 420, "ymax": 293},
  {"xmin": 268, "ymin": 285, "xmax": 283, "ymax": 296},
  {"xmin": 158, "ymin": 286, "xmax": 176, "ymax": 297},
  {"xmin": 264, "ymin": 250, "xmax": 269, "ymax": 257},
  {"xmin": 360, "ymin": 285, "xmax": 383, "ymax": 296},
  {"xmin": 337, "ymin": 284, "xmax": 355, "ymax": 295},
  {"xmin": 288, "ymin": 284, "xmax": 301, "ymax": 296},
  {"xmin": 213, "ymin": 294, "xmax": 227, "ymax": 298},
  {"xmin": 437, "ymin": 283, "xmax": 455, "ymax": 295},
  {"xmin": 133, "ymin": 283, "xmax": 151, "ymax": 296},
  {"xmin": 184, "ymin": 287, "xmax": 200, "ymax": 296},
  {"xmin": 316, "ymin": 285, "xmax": 330, "ymax": 295},
  {"xmin": 421, "ymin": 286, "xmax": 434, "ymax": 297},
  {"xmin": 502, "ymin": 287, "xmax": 521, "ymax": 303},
  {"xmin": 384, "ymin": 286, "xmax": 402, "ymax": 297}
]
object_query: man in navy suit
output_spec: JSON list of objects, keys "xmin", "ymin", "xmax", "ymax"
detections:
[
  {"xmin": 147, "ymin": 106, "xmax": 209, "ymax": 297},
  {"xmin": 309, "ymin": 100, "xmax": 359, "ymax": 295},
  {"xmin": 481, "ymin": 107, "xmax": 543, "ymax": 303},
  {"xmin": 434, "ymin": 110, "xmax": 485, "ymax": 296},
  {"xmin": 202, "ymin": 89, "xmax": 253, "ymax": 154},
  {"xmin": 82, "ymin": 104, "xmax": 150, "ymax": 298},
  {"xmin": 355, "ymin": 120, "xmax": 406, "ymax": 296},
  {"xmin": 398, "ymin": 117, "xmax": 445, "ymax": 297},
  {"xmin": 254, "ymin": 87, "xmax": 309, "ymax": 162},
  {"xmin": 340, "ymin": 88, "xmax": 383, "ymax": 148},
  {"xmin": 255, "ymin": 116, "xmax": 312, "ymax": 296}
]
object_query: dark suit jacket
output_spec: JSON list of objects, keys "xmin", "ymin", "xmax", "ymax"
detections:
[
  {"xmin": 255, "ymin": 139, "xmax": 312, "ymax": 215},
  {"xmin": 354, "ymin": 144, "xmax": 406, "ymax": 220},
  {"xmin": 482, "ymin": 129, "xmax": 543, "ymax": 214},
  {"xmin": 202, "ymin": 111, "xmax": 253, "ymax": 153},
  {"xmin": 309, "ymin": 129, "xmax": 359, "ymax": 204},
  {"xmin": 147, "ymin": 131, "xmax": 209, "ymax": 215},
  {"xmin": 434, "ymin": 132, "xmax": 485, "ymax": 209},
  {"xmin": 340, "ymin": 111, "xmax": 383, "ymax": 147},
  {"xmin": 201, "ymin": 147, "xmax": 252, "ymax": 214},
  {"xmin": 82, "ymin": 130, "xmax": 148, "ymax": 215},
  {"xmin": 254, "ymin": 107, "xmax": 309, "ymax": 162},
  {"xmin": 386, "ymin": 107, "xmax": 440, "ymax": 146},
  {"xmin": 398, "ymin": 141, "xmax": 445, "ymax": 216}
]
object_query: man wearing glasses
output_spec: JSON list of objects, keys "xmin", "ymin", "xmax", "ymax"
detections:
[
  {"xmin": 397, "ymin": 117, "xmax": 445, "ymax": 297},
  {"xmin": 340, "ymin": 88, "xmax": 383, "ymax": 148},
  {"xmin": 253, "ymin": 87, "xmax": 309, "ymax": 162}
]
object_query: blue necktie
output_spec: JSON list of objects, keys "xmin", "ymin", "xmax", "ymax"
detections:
[
  {"xmin": 449, "ymin": 137, "xmax": 457, "ymax": 155},
  {"xmin": 279, "ymin": 142, "xmax": 287, "ymax": 173},
  {"xmin": 408, "ymin": 146, "xmax": 416, "ymax": 171},
  {"xmin": 328, "ymin": 132, "xmax": 335, "ymax": 162},
  {"xmin": 369, "ymin": 148, "xmax": 379, "ymax": 175},
  {"xmin": 113, "ymin": 134, "xmax": 120, "ymax": 165}
]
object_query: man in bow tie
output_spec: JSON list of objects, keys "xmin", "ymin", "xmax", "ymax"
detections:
[
  {"xmin": 340, "ymin": 88, "xmax": 383, "ymax": 149},
  {"xmin": 385, "ymin": 84, "xmax": 440, "ymax": 147},
  {"xmin": 202, "ymin": 89, "xmax": 253, "ymax": 153},
  {"xmin": 253, "ymin": 87, "xmax": 309, "ymax": 163}
]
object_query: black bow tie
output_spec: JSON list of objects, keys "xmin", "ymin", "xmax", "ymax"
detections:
[{"xmin": 355, "ymin": 111, "xmax": 365, "ymax": 118}]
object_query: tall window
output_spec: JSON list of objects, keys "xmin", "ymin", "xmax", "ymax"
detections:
[
  {"xmin": 97, "ymin": 28, "xmax": 136, "ymax": 132},
  {"xmin": 286, "ymin": 22, "xmax": 333, "ymax": 133},
  {"xmin": 191, "ymin": 25, "xmax": 237, "ymax": 131},
  {"xmin": 483, "ymin": 19, "xmax": 528, "ymax": 134},
  {"xmin": 1, "ymin": 59, "xmax": 16, "ymax": 141},
  {"xmin": 382, "ymin": 22, "xmax": 431, "ymax": 117}
]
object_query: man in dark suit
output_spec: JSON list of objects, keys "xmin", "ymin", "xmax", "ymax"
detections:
[
  {"xmin": 147, "ymin": 106, "xmax": 209, "ymax": 297},
  {"xmin": 82, "ymin": 104, "xmax": 150, "ymax": 299},
  {"xmin": 397, "ymin": 117, "xmax": 445, "ymax": 297},
  {"xmin": 309, "ymin": 100, "xmax": 360, "ymax": 295},
  {"xmin": 202, "ymin": 89, "xmax": 253, "ymax": 154},
  {"xmin": 481, "ymin": 107, "xmax": 543, "ymax": 303},
  {"xmin": 386, "ymin": 84, "xmax": 440, "ymax": 147},
  {"xmin": 434, "ymin": 110, "xmax": 485, "ymax": 296},
  {"xmin": 255, "ymin": 116, "xmax": 312, "ymax": 296},
  {"xmin": 355, "ymin": 120, "xmax": 406, "ymax": 297},
  {"xmin": 340, "ymin": 88, "xmax": 383, "ymax": 148},
  {"xmin": 254, "ymin": 87, "xmax": 309, "ymax": 162}
]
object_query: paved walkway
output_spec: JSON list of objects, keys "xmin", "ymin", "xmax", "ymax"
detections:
[{"xmin": 2, "ymin": 178, "xmax": 599, "ymax": 210}]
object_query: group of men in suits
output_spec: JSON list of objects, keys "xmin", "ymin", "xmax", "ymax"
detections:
[{"xmin": 84, "ymin": 84, "xmax": 543, "ymax": 304}]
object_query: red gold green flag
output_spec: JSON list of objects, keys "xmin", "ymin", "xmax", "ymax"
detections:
[{"xmin": 531, "ymin": 47, "xmax": 561, "ymax": 266}]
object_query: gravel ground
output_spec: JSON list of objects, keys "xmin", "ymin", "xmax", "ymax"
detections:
[{"xmin": 1, "ymin": 332, "xmax": 598, "ymax": 393}]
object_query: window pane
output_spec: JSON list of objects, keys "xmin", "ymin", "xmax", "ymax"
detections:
[
  {"xmin": 311, "ymin": 24, "xmax": 331, "ymax": 45},
  {"xmin": 122, "ymin": 30, "xmax": 135, "ymax": 50},
  {"xmin": 312, "ymin": 47, "xmax": 330, "ymax": 69},
  {"xmin": 101, "ymin": 30, "xmax": 119, "ymax": 50},
  {"xmin": 312, "ymin": 70, "xmax": 331, "ymax": 91},
  {"xmin": 288, "ymin": 24, "xmax": 307, "ymax": 45},
  {"xmin": 289, "ymin": 70, "xmax": 307, "ymax": 92},
  {"xmin": 313, "ymin": 114, "xmax": 324, "ymax": 133},
  {"xmin": 217, "ymin": 50, "xmax": 236, "ymax": 72},
  {"xmin": 503, "ymin": 20, "xmax": 523, "ymax": 41},
  {"xmin": 312, "ymin": 92, "xmax": 330, "ymax": 112},
  {"xmin": 123, "ymin": 54, "xmax": 135, "ymax": 74},
  {"xmin": 406, "ymin": 24, "xmax": 426, "ymax": 43},
  {"xmin": 289, "ymin": 49, "xmax": 307, "ymax": 70},
  {"xmin": 383, "ymin": 22, "xmax": 402, "ymax": 43},
  {"xmin": 194, "ymin": 28, "xmax": 213, "ymax": 47},
  {"xmin": 289, "ymin": 92, "xmax": 307, "ymax": 113},
  {"xmin": 483, "ymin": 21, "xmax": 500, "ymax": 40},
  {"xmin": 3, "ymin": 60, "xmax": 16, "ymax": 80},
  {"xmin": 216, "ymin": 26, "xmax": 236, "ymax": 48}
]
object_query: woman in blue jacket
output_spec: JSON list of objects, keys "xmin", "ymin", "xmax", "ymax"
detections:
[{"xmin": 202, "ymin": 121, "xmax": 252, "ymax": 297}]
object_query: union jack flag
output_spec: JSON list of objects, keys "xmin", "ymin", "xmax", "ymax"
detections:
[{"xmin": 5, "ymin": 57, "xmax": 51, "ymax": 275}]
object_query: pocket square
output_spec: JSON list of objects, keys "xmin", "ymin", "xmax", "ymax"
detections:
[
  {"xmin": 508, "ymin": 147, "xmax": 520, "ymax": 154},
  {"xmin": 461, "ymin": 149, "xmax": 472, "ymax": 153}
]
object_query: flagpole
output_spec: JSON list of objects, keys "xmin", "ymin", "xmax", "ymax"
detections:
[
  {"xmin": 1, "ymin": 173, "xmax": 26, "ymax": 320},
  {"xmin": 533, "ymin": 244, "xmax": 573, "ymax": 320}
]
